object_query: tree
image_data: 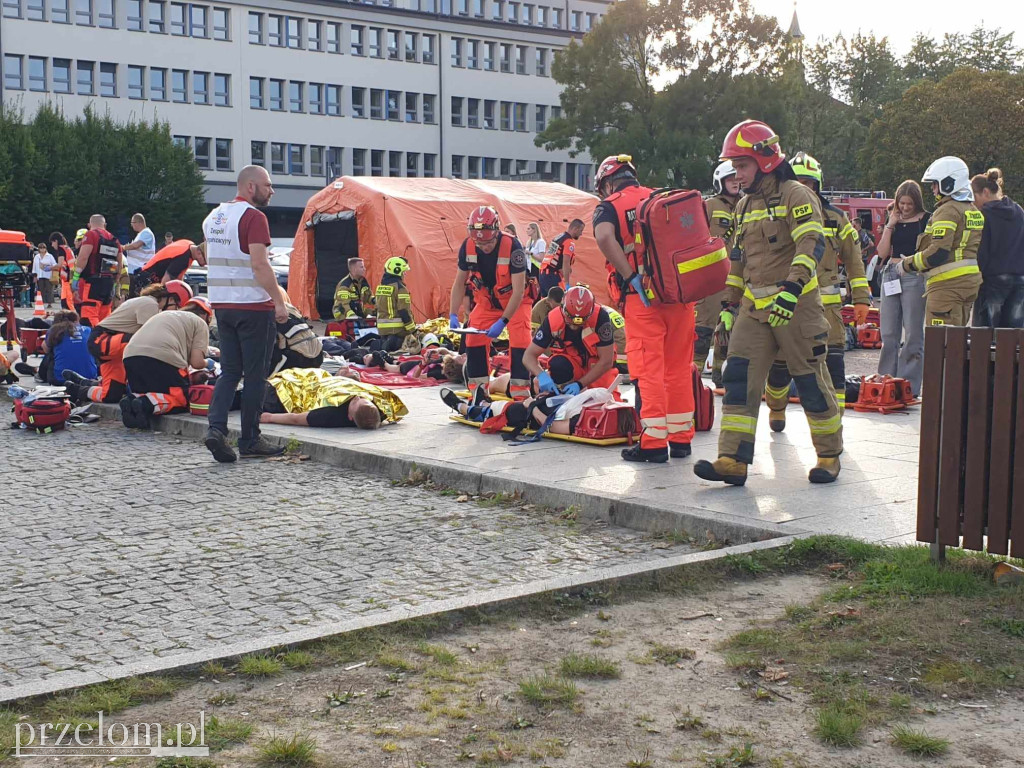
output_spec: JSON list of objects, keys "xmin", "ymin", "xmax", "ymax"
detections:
[
  {"xmin": 859, "ymin": 69, "xmax": 1024, "ymax": 200},
  {"xmin": 904, "ymin": 27, "xmax": 1021, "ymax": 85}
]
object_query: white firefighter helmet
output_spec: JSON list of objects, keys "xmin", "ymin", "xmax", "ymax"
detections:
[
  {"xmin": 712, "ymin": 161, "xmax": 737, "ymax": 195},
  {"xmin": 922, "ymin": 156, "xmax": 970, "ymax": 197}
]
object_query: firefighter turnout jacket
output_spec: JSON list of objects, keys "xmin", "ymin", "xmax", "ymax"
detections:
[
  {"xmin": 375, "ymin": 274, "xmax": 414, "ymax": 336},
  {"xmin": 333, "ymin": 275, "xmax": 374, "ymax": 319},
  {"xmin": 906, "ymin": 196, "xmax": 984, "ymax": 290},
  {"xmin": 820, "ymin": 200, "xmax": 871, "ymax": 307}
]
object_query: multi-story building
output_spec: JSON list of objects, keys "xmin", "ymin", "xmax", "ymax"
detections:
[{"xmin": 1, "ymin": 0, "xmax": 607, "ymax": 234}]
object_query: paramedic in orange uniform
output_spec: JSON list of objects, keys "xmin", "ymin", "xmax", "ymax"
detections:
[
  {"xmin": 449, "ymin": 206, "xmax": 533, "ymax": 400},
  {"xmin": 524, "ymin": 285, "xmax": 618, "ymax": 395},
  {"xmin": 592, "ymin": 154, "xmax": 696, "ymax": 463},
  {"xmin": 72, "ymin": 214, "xmax": 123, "ymax": 327}
]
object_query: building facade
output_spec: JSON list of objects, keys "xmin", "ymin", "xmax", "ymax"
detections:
[{"xmin": 1, "ymin": 0, "xmax": 607, "ymax": 233}]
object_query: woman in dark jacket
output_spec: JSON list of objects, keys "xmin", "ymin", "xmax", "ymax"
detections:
[{"xmin": 971, "ymin": 168, "xmax": 1024, "ymax": 328}]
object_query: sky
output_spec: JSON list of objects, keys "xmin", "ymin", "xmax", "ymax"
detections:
[{"xmin": 751, "ymin": 0, "xmax": 1024, "ymax": 55}]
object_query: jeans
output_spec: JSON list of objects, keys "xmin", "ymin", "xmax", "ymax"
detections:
[
  {"xmin": 538, "ymin": 271, "xmax": 562, "ymax": 298},
  {"xmin": 208, "ymin": 308, "xmax": 276, "ymax": 451},
  {"xmin": 878, "ymin": 264, "xmax": 925, "ymax": 396},
  {"xmin": 972, "ymin": 274, "xmax": 1024, "ymax": 328}
]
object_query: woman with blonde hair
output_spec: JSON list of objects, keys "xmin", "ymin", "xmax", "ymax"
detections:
[
  {"xmin": 525, "ymin": 222, "xmax": 547, "ymax": 273},
  {"xmin": 875, "ymin": 180, "xmax": 929, "ymax": 395},
  {"xmin": 970, "ymin": 168, "xmax": 1024, "ymax": 328}
]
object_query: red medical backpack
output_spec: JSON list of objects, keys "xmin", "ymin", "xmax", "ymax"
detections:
[
  {"xmin": 13, "ymin": 398, "xmax": 71, "ymax": 433},
  {"xmin": 188, "ymin": 384, "xmax": 215, "ymax": 416},
  {"xmin": 636, "ymin": 189, "xmax": 729, "ymax": 305},
  {"xmin": 691, "ymin": 363, "xmax": 715, "ymax": 432}
]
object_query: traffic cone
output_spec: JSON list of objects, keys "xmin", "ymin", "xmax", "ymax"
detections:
[{"xmin": 33, "ymin": 291, "xmax": 46, "ymax": 318}]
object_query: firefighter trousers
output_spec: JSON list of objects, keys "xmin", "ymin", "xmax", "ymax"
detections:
[
  {"xmin": 721, "ymin": 303, "xmax": 842, "ymax": 464},
  {"xmin": 765, "ymin": 305, "xmax": 847, "ymax": 411},
  {"xmin": 465, "ymin": 301, "xmax": 532, "ymax": 399},
  {"xmin": 693, "ymin": 287, "xmax": 731, "ymax": 369},
  {"xmin": 86, "ymin": 329, "xmax": 131, "ymax": 403},
  {"xmin": 924, "ymin": 274, "xmax": 981, "ymax": 328},
  {"xmin": 625, "ymin": 295, "xmax": 695, "ymax": 449}
]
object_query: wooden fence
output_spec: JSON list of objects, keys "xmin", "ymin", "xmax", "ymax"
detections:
[{"xmin": 917, "ymin": 326, "xmax": 1022, "ymax": 557}]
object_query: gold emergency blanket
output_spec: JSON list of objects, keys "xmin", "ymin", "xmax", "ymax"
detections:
[{"xmin": 268, "ymin": 368, "xmax": 408, "ymax": 423}]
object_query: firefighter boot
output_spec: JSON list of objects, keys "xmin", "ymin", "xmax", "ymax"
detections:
[
  {"xmin": 693, "ymin": 457, "xmax": 748, "ymax": 486},
  {"xmin": 808, "ymin": 457, "xmax": 841, "ymax": 484},
  {"xmin": 669, "ymin": 443, "xmax": 692, "ymax": 459},
  {"xmin": 621, "ymin": 444, "xmax": 669, "ymax": 463},
  {"xmin": 769, "ymin": 409, "xmax": 786, "ymax": 433}
]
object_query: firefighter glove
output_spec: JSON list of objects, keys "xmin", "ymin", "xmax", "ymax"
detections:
[
  {"xmin": 536, "ymin": 371, "xmax": 557, "ymax": 394},
  {"xmin": 768, "ymin": 282, "xmax": 800, "ymax": 328},
  {"xmin": 854, "ymin": 304, "xmax": 870, "ymax": 326},
  {"xmin": 486, "ymin": 317, "xmax": 508, "ymax": 338},
  {"xmin": 449, "ymin": 313, "xmax": 460, "ymax": 331},
  {"xmin": 628, "ymin": 273, "xmax": 651, "ymax": 307},
  {"xmin": 561, "ymin": 382, "xmax": 581, "ymax": 396},
  {"xmin": 719, "ymin": 307, "xmax": 736, "ymax": 332}
]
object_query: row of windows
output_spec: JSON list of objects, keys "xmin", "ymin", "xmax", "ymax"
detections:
[
  {"xmin": 171, "ymin": 135, "xmax": 232, "ymax": 171},
  {"xmin": 451, "ymin": 96, "xmax": 559, "ymax": 132},
  {"xmin": 2, "ymin": 0, "xmax": 231, "ymax": 39},
  {"xmin": 249, "ymin": 77, "xmax": 440, "ymax": 123},
  {"xmin": 250, "ymin": 142, "xmax": 440, "ymax": 179},
  {"xmin": 3, "ymin": 54, "xmax": 230, "ymax": 104},
  {"xmin": 450, "ymin": 38, "xmax": 549, "ymax": 75}
]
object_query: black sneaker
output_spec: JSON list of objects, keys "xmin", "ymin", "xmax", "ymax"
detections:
[
  {"xmin": 370, "ymin": 350, "xmax": 389, "ymax": 368},
  {"xmin": 120, "ymin": 396, "xmax": 141, "ymax": 429},
  {"xmin": 205, "ymin": 428, "xmax": 238, "ymax": 463},
  {"xmin": 621, "ymin": 444, "xmax": 669, "ymax": 463},
  {"xmin": 239, "ymin": 437, "xmax": 285, "ymax": 459},
  {"xmin": 440, "ymin": 387, "xmax": 462, "ymax": 412},
  {"xmin": 470, "ymin": 385, "xmax": 491, "ymax": 409},
  {"xmin": 14, "ymin": 362, "xmax": 35, "ymax": 376},
  {"xmin": 62, "ymin": 381, "xmax": 85, "ymax": 405},
  {"xmin": 132, "ymin": 397, "xmax": 155, "ymax": 430},
  {"xmin": 669, "ymin": 442, "xmax": 692, "ymax": 459},
  {"xmin": 62, "ymin": 369, "xmax": 97, "ymax": 387}
]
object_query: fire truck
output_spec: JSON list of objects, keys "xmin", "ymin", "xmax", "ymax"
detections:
[{"xmin": 826, "ymin": 190, "xmax": 893, "ymax": 251}]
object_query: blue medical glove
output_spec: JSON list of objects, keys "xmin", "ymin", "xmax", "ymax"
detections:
[
  {"xmin": 449, "ymin": 313, "xmax": 460, "ymax": 330},
  {"xmin": 205, "ymin": 358, "xmax": 216, "ymax": 371},
  {"xmin": 628, "ymin": 273, "xmax": 651, "ymax": 307},
  {"xmin": 536, "ymin": 371, "xmax": 557, "ymax": 394},
  {"xmin": 561, "ymin": 382, "xmax": 581, "ymax": 396},
  {"xmin": 486, "ymin": 317, "xmax": 507, "ymax": 339}
]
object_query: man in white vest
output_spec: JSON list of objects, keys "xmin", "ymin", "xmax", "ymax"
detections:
[{"xmin": 200, "ymin": 165, "xmax": 289, "ymax": 463}]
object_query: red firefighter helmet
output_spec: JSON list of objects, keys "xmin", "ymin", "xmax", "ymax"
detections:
[
  {"xmin": 183, "ymin": 296, "xmax": 214, "ymax": 322},
  {"xmin": 594, "ymin": 154, "xmax": 637, "ymax": 193},
  {"xmin": 720, "ymin": 120, "xmax": 785, "ymax": 173},
  {"xmin": 467, "ymin": 206, "xmax": 500, "ymax": 244},
  {"xmin": 561, "ymin": 285, "xmax": 596, "ymax": 326},
  {"xmin": 164, "ymin": 279, "xmax": 194, "ymax": 307}
]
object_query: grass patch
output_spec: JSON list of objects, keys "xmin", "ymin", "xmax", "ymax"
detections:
[
  {"xmin": 890, "ymin": 724, "xmax": 950, "ymax": 757},
  {"xmin": 558, "ymin": 652, "xmax": 621, "ymax": 679},
  {"xmin": 645, "ymin": 642, "xmax": 696, "ymax": 666},
  {"xmin": 34, "ymin": 676, "xmax": 182, "ymax": 722},
  {"xmin": 238, "ymin": 654, "xmax": 283, "ymax": 678},
  {"xmin": 206, "ymin": 715, "xmax": 254, "ymax": 752},
  {"xmin": 376, "ymin": 652, "xmax": 416, "ymax": 672},
  {"xmin": 416, "ymin": 642, "xmax": 459, "ymax": 666},
  {"xmin": 518, "ymin": 675, "xmax": 580, "ymax": 710},
  {"xmin": 257, "ymin": 732, "xmax": 318, "ymax": 766},
  {"xmin": 206, "ymin": 691, "xmax": 237, "ymax": 706},
  {"xmin": 200, "ymin": 661, "xmax": 229, "ymax": 678},
  {"xmin": 813, "ymin": 705, "xmax": 862, "ymax": 747},
  {"xmin": 280, "ymin": 650, "xmax": 315, "ymax": 670}
]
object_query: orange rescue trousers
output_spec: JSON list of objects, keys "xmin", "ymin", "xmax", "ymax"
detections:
[
  {"xmin": 85, "ymin": 329, "xmax": 130, "ymax": 403},
  {"xmin": 77, "ymin": 279, "xmax": 113, "ymax": 327},
  {"xmin": 465, "ymin": 301, "xmax": 533, "ymax": 399}
]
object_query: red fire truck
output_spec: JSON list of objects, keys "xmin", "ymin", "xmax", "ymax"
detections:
[{"xmin": 827, "ymin": 191, "xmax": 893, "ymax": 251}]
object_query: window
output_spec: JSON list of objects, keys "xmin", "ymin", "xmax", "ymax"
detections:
[
  {"xmin": 190, "ymin": 4, "xmax": 206, "ymax": 37},
  {"xmin": 213, "ymin": 7, "xmax": 228, "ymax": 39},
  {"xmin": 172, "ymin": 135, "xmax": 189, "ymax": 149},
  {"xmin": 352, "ymin": 148, "xmax": 366, "ymax": 175},
  {"xmin": 515, "ymin": 45, "xmax": 526, "ymax": 75},
  {"xmin": 51, "ymin": 0, "xmax": 69, "ymax": 23},
  {"xmin": 351, "ymin": 87, "xmax": 366, "ymax": 118},
  {"xmin": 249, "ymin": 76, "xmax": 264, "ymax": 108},
  {"xmin": 148, "ymin": 0, "xmax": 164, "ymax": 31},
  {"xmin": 289, "ymin": 81, "xmax": 303, "ymax": 112},
  {"xmin": 310, "ymin": 145, "xmax": 324, "ymax": 177},
  {"xmin": 267, "ymin": 14, "xmax": 282, "ymax": 45},
  {"xmin": 499, "ymin": 43, "xmax": 511, "ymax": 73},
  {"xmin": 369, "ymin": 27, "xmax": 381, "ymax": 57},
  {"xmin": 406, "ymin": 152, "xmax": 419, "ymax": 176},
  {"xmin": 472, "ymin": 0, "xmax": 482, "ymax": 15},
  {"xmin": 327, "ymin": 146, "xmax": 343, "ymax": 177},
  {"xmin": 468, "ymin": 156, "xmax": 479, "ymax": 178},
  {"xmin": 514, "ymin": 102, "xmax": 526, "ymax": 131},
  {"xmin": 53, "ymin": 58, "xmax": 71, "ymax": 92},
  {"xmin": 214, "ymin": 73, "xmax": 229, "ymax": 106},
  {"xmin": 350, "ymin": 24, "xmax": 364, "ymax": 55},
  {"xmin": 405, "ymin": 92, "xmax": 418, "ymax": 122},
  {"xmin": 3, "ymin": 0, "xmax": 20, "ymax": 17},
  {"xmin": 215, "ymin": 138, "xmax": 231, "ymax": 171},
  {"xmin": 536, "ymin": 48, "xmax": 547, "ymax": 76},
  {"xmin": 500, "ymin": 158, "xmax": 511, "ymax": 177},
  {"xmin": 307, "ymin": 19, "xmax": 321, "ymax": 51},
  {"xmin": 552, "ymin": 7, "xmax": 562, "ymax": 28},
  {"xmin": 451, "ymin": 155, "xmax": 463, "ymax": 179},
  {"xmin": 422, "ymin": 34, "xmax": 435, "ymax": 64},
  {"xmin": 99, "ymin": 64, "xmax": 118, "ymax": 97},
  {"xmin": 570, "ymin": 10, "xmax": 580, "ymax": 31},
  {"xmin": 308, "ymin": 82, "xmax": 323, "ymax": 114},
  {"xmin": 27, "ymin": 57, "xmax": 45, "ymax": 91},
  {"xmin": 3, "ymin": 55, "xmax": 23, "ymax": 90},
  {"xmin": 268, "ymin": 78, "xmax": 283, "ymax": 110},
  {"xmin": 424, "ymin": 154, "xmax": 436, "ymax": 178},
  {"xmin": 483, "ymin": 157, "xmax": 495, "ymax": 179},
  {"xmin": 171, "ymin": 69, "xmax": 187, "ymax": 101},
  {"xmin": 523, "ymin": 3, "xmax": 532, "ymax": 24},
  {"xmin": 289, "ymin": 144, "xmax": 304, "ymax": 174},
  {"xmin": 371, "ymin": 149, "xmax": 383, "ymax": 176},
  {"xmin": 467, "ymin": 98, "xmax": 479, "ymax": 128},
  {"xmin": 270, "ymin": 142, "xmax": 286, "ymax": 174},
  {"xmin": 248, "ymin": 11, "xmax": 262, "ymax": 43},
  {"xmin": 535, "ymin": 104, "xmax": 546, "ymax": 132},
  {"xmin": 450, "ymin": 37, "xmax": 462, "ymax": 67},
  {"xmin": 500, "ymin": 100, "xmax": 511, "ymax": 130},
  {"xmin": 286, "ymin": 16, "xmax": 300, "ymax": 48},
  {"xmin": 405, "ymin": 32, "xmax": 417, "ymax": 62},
  {"xmin": 370, "ymin": 88, "xmax": 383, "ymax": 118},
  {"xmin": 516, "ymin": 159, "xmax": 528, "ymax": 175},
  {"xmin": 537, "ymin": 6, "xmax": 546, "ymax": 26},
  {"xmin": 551, "ymin": 104, "xmax": 561, "ymax": 120},
  {"xmin": 484, "ymin": 42, "xmax": 495, "ymax": 71},
  {"xmin": 506, "ymin": 1, "xmax": 517, "ymax": 23},
  {"xmin": 170, "ymin": 2, "xmax": 185, "ymax": 34},
  {"xmin": 387, "ymin": 29, "xmax": 399, "ymax": 60},
  {"xmin": 451, "ymin": 96, "xmax": 463, "ymax": 127},
  {"xmin": 389, "ymin": 151, "xmax": 401, "ymax": 177},
  {"xmin": 76, "ymin": 60, "xmax": 94, "ymax": 94},
  {"xmin": 251, "ymin": 141, "xmax": 265, "ymax": 167},
  {"xmin": 193, "ymin": 71, "xmax": 209, "ymax": 104},
  {"xmin": 193, "ymin": 137, "xmax": 211, "ymax": 169},
  {"xmin": 456, "ymin": 0, "xmax": 466, "ymax": 15},
  {"xmin": 325, "ymin": 22, "xmax": 342, "ymax": 52},
  {"xmin": 326, "ymin": 84, "xmax": 341, "ymax": 116},
  {"xmin": 467, "ymin": 39, "xmax": 479, "ymax": 69},
  {"xmin": 75, "ymin": 0, "xmax": 90, "ymax": 24},
  {"xmin": 422, "ymin": 93, "xmax": 435, "ymax": 123},
  {"xmin": 150, "ymin": 67, "xmax": 166, "ymax": 99},
  {"xmin": 483, "ymin": 99, "xmax": 495, "ymax": 129},
  {"xmin": 127, "ymin": 0, "xmax": 143, "ymax": 29},
  {"xmin": 586, "ymin": 12, "xmax": 596, "ymax": 30},
  {"xmin": 127, "ymin": 64, "xmax": 144, "ymax": 98},
  {"xmin": 491, "ymin": 0, "xmax": 502, "ymax": 20}
]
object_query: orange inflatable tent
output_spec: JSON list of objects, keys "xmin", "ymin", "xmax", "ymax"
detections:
[{"xmin": 287, "ymin": 177, "xmax": 607, "ymax": 322}]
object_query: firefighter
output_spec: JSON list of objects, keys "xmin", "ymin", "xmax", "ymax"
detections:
[
  {"xmin": 531, "ymin": 285, "xmax": 564, "ymax": 330},
  {"xmin": 765, "ymin": 152, "xmax": 872, "ymax": 431},
  {"xmin": 375, "ymin": 256, "xmax": 415, "ymax": 352},
  {"xmin": 72, "ymin": 214, "xmax": 123, "ymax": 327},
  {"xmin": 449, "ymin": 206, "xmax": 533, "ymax": 400},
  {"xmin": 333, "ymin": 257, "xmax": 375, "ymax": 320},
  {"xmin": 539, "ymin": 219, "xmax": 584, "ymax": 297},
  {"xmin": 693, "ymin": 120, "xmax": 842, "ymax": 486},
  {"xmin": 593, "ymin": 154, "xmax": 695, "ymax": 463},
  {"xmin": 524, "ymin": 285, "xmax": 618, "ymax": 395},
  {"xmin": 897, "ymin": 156, "xmax": 983, "ymax": 326},
  {"xmin": 696, "ymin": 161, "xmax": 742, "ymax": 386},
  {"xmin": 605, "ymin": 304, "xmax": 628, "ymax": 373}
]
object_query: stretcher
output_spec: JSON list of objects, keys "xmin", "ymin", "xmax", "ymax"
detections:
[
  {"xmin": 448, "ymin": 414, "xmax": 629, "ymax": 446},
  {"xmin": 357, "ymin": 370, "xmax": 441, "ymax": 388}
]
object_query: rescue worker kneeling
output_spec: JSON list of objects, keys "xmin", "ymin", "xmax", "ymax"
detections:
[
  {"xmin": 376, "ymin": 256, "xmax": 416, "ymax": 352},
  {"xmin": 693, "ymin": 119, "xmax": 843, "ymax": 486},
  {"xmin": 270, "ymin": 297, "xmax": 324, "ymax": 374},
  {"xmin": 524, "ymin": 285, "xmax": 618, "ymax": 396},
  {"xmin": 120, "ymin": 297, "xmax": 214, "ymax": 429},
  {"xmin": 333, "ymin": 257, "xmax": 375, "ymax": 320},
  {"xmin": 260, "ymin": 367, "xmax": 407, "ymax": 429}
]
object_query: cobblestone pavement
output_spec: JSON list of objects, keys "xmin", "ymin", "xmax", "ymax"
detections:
[{"xmin": 0, "ymin": 421, "xmax": 690, "ymax": 694}]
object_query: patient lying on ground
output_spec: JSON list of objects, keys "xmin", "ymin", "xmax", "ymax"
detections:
[{"xmin": 260, "ymin": 367, "xmax": 408, "ymax": 430}]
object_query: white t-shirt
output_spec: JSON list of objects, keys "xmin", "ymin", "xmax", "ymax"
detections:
[
  {"xmin": 529, "ymin": 239, "xmax": 547, "ymax": 268},
  {"xmin": 128, "ymin": 227, "xmax": 157, "ymax": 272},
  {"xmin": 33, "ymin": 253, "xmax": 57, "ymax": 280}
]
